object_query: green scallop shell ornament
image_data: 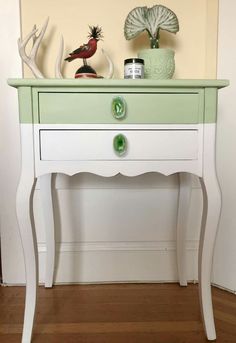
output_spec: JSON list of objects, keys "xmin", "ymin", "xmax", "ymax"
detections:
[{"xmin": 124, "ymin": 5, "xmax": 179, "ymax": 48}]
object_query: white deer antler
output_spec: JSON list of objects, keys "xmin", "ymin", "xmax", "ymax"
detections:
[
  {"xmin": 18, "ymin": 17, "xmax": 64, "ymax": 79},
  {"xmin": 18, "ymin": 17, "xmax": 49, "ymax": 78}
]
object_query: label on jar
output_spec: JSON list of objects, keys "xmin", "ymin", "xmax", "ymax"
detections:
[{"xmin": 124, "ymin": 63, "xmax": 144, "ymax": 79}]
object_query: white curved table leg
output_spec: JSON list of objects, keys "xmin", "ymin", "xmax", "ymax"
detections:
[
  {"xmin": 16, "ymin": 125, "xmax": 38, "ymax": 343},
  {"xmin": 198, "ymin": 124, "xmax": 221, "ymax": 341},
  {"xmin": 40, "ymin": 174, "xmax": 55, "ymax": 288},
  {"xmin": 176, "ymin": 173, "xmax": 192, "ymax": 286}
]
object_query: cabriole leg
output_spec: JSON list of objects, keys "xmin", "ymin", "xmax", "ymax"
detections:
[
  {"xmin": 17, "ymin": 124, "xmax": 38, "ymax": 343},
  {"xmin": 16, "ymin": 175, "xmax": 37, "ymax": 343},
  {"xmin": 176, "ymin": 173, "xmax": 192, "ymax": 286},
  {"xmin": 198, "ymin": 172, "xmax": 221, "ymax": 341},
  {"xmin": 40, "ymin": 173, "xmax": 55, "ymax": 288}
]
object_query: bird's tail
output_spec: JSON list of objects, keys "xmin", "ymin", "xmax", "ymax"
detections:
[{"xmin": 64, "ymin": 56, "xmax": 74, "ymax": 62}]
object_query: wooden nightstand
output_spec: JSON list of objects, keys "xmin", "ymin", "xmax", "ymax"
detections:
[{"xmin": 9, "ymin": 78, "xmax": 228, "ymax": 342}]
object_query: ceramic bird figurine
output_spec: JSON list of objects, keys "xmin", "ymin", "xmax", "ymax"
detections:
[{"xmin": 65, "ymin": 26, "xmax": 103, "ymax": 65}]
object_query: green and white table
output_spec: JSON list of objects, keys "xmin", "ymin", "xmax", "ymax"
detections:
[{"xmin": 9, "ymin": 79, "xmax": 228, "ymax": 342}]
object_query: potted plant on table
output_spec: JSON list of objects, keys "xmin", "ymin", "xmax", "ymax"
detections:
[{"xmin": 124, "ymin": 4, "xmax": 179, "ymax": 79}]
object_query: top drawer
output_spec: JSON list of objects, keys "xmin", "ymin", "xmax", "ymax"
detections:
[{"xmin": 37, "ymin": 91, "xmax": 202, "ymax": 124}]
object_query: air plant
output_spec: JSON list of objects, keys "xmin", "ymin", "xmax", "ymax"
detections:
[{"xmin": 124, "ymin": 5, "xmax": 179, "ymax": 49}]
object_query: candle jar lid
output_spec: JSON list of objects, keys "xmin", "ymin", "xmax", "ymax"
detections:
[{"xmin": 124, "ymin": 58, "xmax": 144, "ymax": 65}]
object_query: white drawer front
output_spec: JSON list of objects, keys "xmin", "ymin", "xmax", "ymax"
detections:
[{"xmin": 39, "ymin": 130, "xmax": 199, "ymax": 161}]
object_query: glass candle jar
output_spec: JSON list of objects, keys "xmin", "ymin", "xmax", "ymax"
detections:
[{"xmin": 124, "ymin": 58, "xmax": 144, "ymax": 79}]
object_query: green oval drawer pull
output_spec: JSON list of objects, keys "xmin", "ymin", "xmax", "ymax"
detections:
[
  {"xmin": 113, "ymin": 134, "xmax": 127, "ymax": 156},
  {"xmin": 112, "ymin": 96, "xmax": 126, "ymax": 120}
]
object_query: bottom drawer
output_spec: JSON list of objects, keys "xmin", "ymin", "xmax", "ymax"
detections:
[{"xmin": 39, "ymin": 129, "xmax": 199, "ymax": 161}]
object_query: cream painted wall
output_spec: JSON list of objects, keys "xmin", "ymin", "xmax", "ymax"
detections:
[{"xmin": 21, "ymin": 0, "xmax": 218, "ymax": 79}]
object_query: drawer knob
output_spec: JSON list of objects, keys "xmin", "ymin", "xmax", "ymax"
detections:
[
  {"xmin": 113, "ymin": 134, "xmax": 127, "ymax": 156},
  {"xmin": 112, "ymin": 96, "xmax": 126, "ymax": 120}
]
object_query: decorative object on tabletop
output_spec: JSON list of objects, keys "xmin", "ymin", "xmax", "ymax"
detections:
[
  {"xmin": 65, "ymin": 26, "xmax": 104, "ymax": 78},
  {"xmin": 18, "ymin": 17, "xmax": 64, "ymax": 79},
  {"xmin": 124, "ymin": 5, "xmax": 179, "ymax": 79},
  {"xmin": 124, "ymin": 58, "xmax": 144, "ymax": 79},
  {"xmin": 18, "ymin": 18, "xmax": 114, "ymax": 79}
]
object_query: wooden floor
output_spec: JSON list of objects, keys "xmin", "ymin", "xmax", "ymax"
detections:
[{"xmin": 0, "ymin": 283, "xmax": 235, "ymax": 342}]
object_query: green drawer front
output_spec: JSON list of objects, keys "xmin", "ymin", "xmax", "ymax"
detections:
[{"xmin": 38, "ymin": 92, "xmax": 201, "ymax": 124}]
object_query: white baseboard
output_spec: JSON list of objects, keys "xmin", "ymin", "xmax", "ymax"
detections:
[
  {"xmin": 35, "ymin": 240, "xmax": 199, "ymax": 284},
  {"xmin": 4, "ymin": 240, "xmax": 199, "ymax": 285},
  {"xmin": 38, "ymin": 240, "xmax": 199, "ymax": 252}
]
